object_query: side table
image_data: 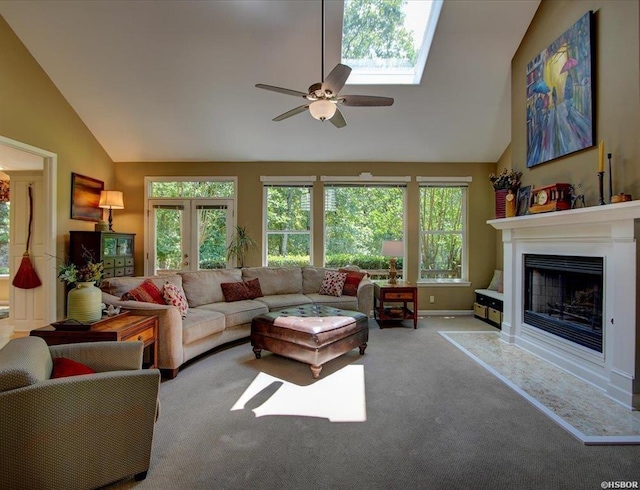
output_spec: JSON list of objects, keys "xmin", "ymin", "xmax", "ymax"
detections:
[
  {"xmin": 31, "ymin": 311, "xmax": 158, "ymax": 369},
  {"xmin": 374, "ymin": 282, "xmax": 418, "ymax": 328}
]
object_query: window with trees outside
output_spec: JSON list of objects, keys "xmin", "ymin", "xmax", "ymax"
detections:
[
  {"xmin": 264, "ymin": 183, "xmax": 312, "ymax": 266},
  {"xmin": 418, "ymin": 178, "xmax": 470, "ymax": 282},
  {"xmin": 146, "ymin": 178, "xmax": 235, "ymax": 274},
  {"xmin": 324, "ymin": 183, "xmax": 405, "ymax": 278}
]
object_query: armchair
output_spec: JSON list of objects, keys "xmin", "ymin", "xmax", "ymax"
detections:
[{"xmin": 0, "ymin": 337, "xmax": 160, "ymax": 490}]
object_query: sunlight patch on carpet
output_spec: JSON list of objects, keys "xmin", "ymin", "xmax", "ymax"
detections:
[
  {"xmin": 440, "ymin": 331, "xmax": 640, "ymax": 445},
  {"xmin": 231, "ymin": 365, "xmax": 366, "ymax": 422}
]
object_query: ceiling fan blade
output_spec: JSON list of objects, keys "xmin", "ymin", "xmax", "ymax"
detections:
[
  {"xmin": 255, "ymin": 84, "xmax": 308, "ymax": 98},
  {"xmin": 322, "ymin": 64, "xmax": 352, "ymax": 96},
  {"xmin": 273, "ymin": 104, "xmax": 309, "ymax": 122},
  {"xmin": 339, "ymin": 95, "xmax": 395, "ymax": 107},
  {"xmin": 329, "ymin": 107, "xmax": 347, "ymax": 128}
]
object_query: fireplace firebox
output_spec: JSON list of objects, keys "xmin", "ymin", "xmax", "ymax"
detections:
[{"xmin": 524, "ymin": 254, "xmax": 603, "ymax": 352}]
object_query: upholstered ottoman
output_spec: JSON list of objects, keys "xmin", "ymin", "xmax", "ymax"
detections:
[{"xmin": 251, "ymin": 304, "xmax": 368, "ymax": 378}]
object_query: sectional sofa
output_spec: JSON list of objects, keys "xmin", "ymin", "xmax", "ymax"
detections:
[{"xmin": 100, "ymin": 266, "xmax": 373, "ymax": 378}]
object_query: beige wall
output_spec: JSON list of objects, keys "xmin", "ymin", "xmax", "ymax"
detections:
[
  {"xmin": 511, "ymin": 0, "xmax": 640, "ymax": 202},
  {"xmin": 0, "ymin": 16, "xmax": 115, "ymax": 318},
  {"xmin": 115, "ymin": 161, "xmax": 498, "ymax": 311}
]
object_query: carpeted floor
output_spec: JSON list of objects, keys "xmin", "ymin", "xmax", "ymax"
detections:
[
  {"xmin": 440, "ymin": 331, "xmax": 640, "ymax": 444},
  {"xmin": 109, "ymin": 316, "xmax": 640, "ymax": 489}
]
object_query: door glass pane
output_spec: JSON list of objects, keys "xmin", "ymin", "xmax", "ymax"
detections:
[
  {"xmin": 154, "ymin": 206, "xmax": 184, "ymax": 273},
  {"xmin": 197, "ymin": 205, "xmax": 227, "ymax": 269}
]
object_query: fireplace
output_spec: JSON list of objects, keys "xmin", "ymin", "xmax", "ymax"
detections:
[
  {"xmin": 524, "ymin": 254, "xmax": 603, "ymax": 352},
  {"xmin": 489, "ymin": 201, "xmax": 640, "ymax": 409}
]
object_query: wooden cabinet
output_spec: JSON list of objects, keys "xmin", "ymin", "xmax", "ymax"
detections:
[
  {"xmin": 474, "ymin": 289, "xmax": 503, "ymax": 329},
  {"xmin": 69, "ymin": 231, "xmax": 135, "ymax": 279}
]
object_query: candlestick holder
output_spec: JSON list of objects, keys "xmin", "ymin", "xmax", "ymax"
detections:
[
  {"xmin": 598, "ymin": 171, "xmax": 605, "ymax": 205},
  {"xmin": 608, "ymin": 153, "xmax": 613, "ymax": 203}
]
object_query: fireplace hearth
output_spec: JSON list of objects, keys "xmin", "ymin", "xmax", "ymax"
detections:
[{"xmin": 524, "ymin": 254, "xmax": 603, "ymax": 352}]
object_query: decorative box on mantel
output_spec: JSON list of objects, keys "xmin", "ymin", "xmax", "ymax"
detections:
[{"xmin": 488, "ymin": 201, "xmax": 640, "ymax": 410}]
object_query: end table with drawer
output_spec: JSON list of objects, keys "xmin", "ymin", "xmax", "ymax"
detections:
[
  {"xmin": 374, "ymin": 281, "xmax": 418, "ymax": 328},
  {"xmin": 30, "ymin": 311, "xmax": 158, "ymax": 369}
]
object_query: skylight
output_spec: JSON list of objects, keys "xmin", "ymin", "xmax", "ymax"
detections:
[{"xmin": 342, "ymin": 0, "xmax": 443, "ymax": 85}]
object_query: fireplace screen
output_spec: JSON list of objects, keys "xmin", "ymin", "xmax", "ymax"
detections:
[{"xmin": 524, "ymin": 254, "xmax": 603, "ymax": 352}]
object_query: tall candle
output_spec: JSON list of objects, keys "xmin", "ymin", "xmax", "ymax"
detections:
[{"xmin": 598, "ymin": 140, "xmax": 604, "ymax": 172}]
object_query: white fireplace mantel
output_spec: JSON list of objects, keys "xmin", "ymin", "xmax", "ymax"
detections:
[{"xmin": 489, "ymin": 201, "xmax": 640, "ymax": 409}]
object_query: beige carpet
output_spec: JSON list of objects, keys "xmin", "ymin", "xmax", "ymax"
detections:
[{"xmin": 441, "ymin": 331, "xmax": 640, "ymax": 445}]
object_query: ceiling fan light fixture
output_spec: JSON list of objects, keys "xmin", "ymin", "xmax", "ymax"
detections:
[{"xmin": 309, "ymin": 99, "xmax": 336, "ymax": 121}]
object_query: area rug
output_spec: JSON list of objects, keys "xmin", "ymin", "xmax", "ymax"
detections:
[{"xmin": 440, "ymin": 331, "xmax": 640, "ymax": 445}]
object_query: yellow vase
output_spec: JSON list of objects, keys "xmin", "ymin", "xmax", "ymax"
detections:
[{"xmin": 67, "ymin": 281, "xmax": 102, "ymax": 323}]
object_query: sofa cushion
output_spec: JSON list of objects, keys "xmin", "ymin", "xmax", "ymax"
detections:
[
  {"xmin": 181, "ymin": 308, "xmax": 226, "ymax": 345},
  {"xmin": 180, "ymin": 269, "xmax": 243, "ymax": 307},
  {"xmin": 319, "ymin": 271, "xmax": 347, "ymax": 297},
  {"xmin": 100, "ymin": 275, "xmax": 183, "ymax": 298},
  {"xmin": 51, "ymin": 357, "xmax": 96, "ymax": 378},
  {"xmin": 0, "ymin": 337, "xmax": 52, "ymax": 392},
  {"xmin": 339, "ymin": 268, "xmax": 367, "ymax": 296},
  {"xmin": 302, "ymin": 267, "xmax": 331, "ymax": 294},
  {"xmin": 242, "ymin": 267, "xmax": 302, "ymax": 295},
  {"xmin": 199, "ymin": 300, "xmax": 268, "ymax": 328},
  {"xmin": 305, "ymin": 293, "xmax": 359, "ymax": 311},
  {"xmin": 254, "ymin": 293, "xmax": 312, "ymax": 311},
  {"xmin": 163, "ymin": 282, "xmax": 189, "ymax": 317},
  {"xmin": 122, "ymin": 279, "xmax": 165, "ymax": 304}
]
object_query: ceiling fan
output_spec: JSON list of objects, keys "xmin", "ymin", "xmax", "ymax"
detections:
[{"xmin": 255, "ymin": 0, "xmax": 394, "ymax": 128}]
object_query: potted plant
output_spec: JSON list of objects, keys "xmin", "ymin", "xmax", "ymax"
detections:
[
  {"xmin": 489, "ymin": 168, "xmax": 522, "ymax": 218},
  {"xmin": 58, "ymin": 258, "xmax": 104, "ymax": 323},
  {"xmin": 226, "ymin": 225, "xmax": 258, "ymax": 268}
]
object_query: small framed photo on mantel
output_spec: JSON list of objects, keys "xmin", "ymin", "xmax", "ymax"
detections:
[
  {"xmin": 516, "ymin": 185, "xmax": 532, "ymax": 216},
  {"xmin": 71, "ymin": 173, "xmax": 104, "ymax": 222}
]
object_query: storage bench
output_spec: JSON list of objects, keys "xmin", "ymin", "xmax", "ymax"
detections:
[{"xmin": 474, "ymin": 289, "xmax": 503, "ymax": 329}]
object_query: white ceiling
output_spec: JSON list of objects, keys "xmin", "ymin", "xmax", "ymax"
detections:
[{"xmin": 0, "ymin": 0, "xmax": 540, "ymax": 164}]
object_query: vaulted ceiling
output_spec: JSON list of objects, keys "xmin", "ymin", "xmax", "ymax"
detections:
[{"xmin": 0, "ymin": 0, "xmax": 540, "ymax": 163}]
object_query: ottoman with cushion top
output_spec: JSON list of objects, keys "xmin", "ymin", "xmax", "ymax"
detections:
[{"xmin": 251, "ymin": 304, "xmax": 368, "ymax": 378}]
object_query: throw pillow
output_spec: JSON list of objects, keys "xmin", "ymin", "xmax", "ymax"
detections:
[
  {"xmin": 244, "ymin": 278, "xmax": 263, "ymax": 299},
  {"xmin": 339, "ymin": 268, "xmax": 366, "ymax": 296},
  {"xmin": 221, "ymin": 281, "xmax": 252, "ymax": 302},
  {"xmin": 163, "ymin": 282, "xmax": 189, "ymax": 318},
  {"xmin": 51, "ymin": 357, "xmax": 96, "ymax": 379},
  {"xmin": 319, "ymin": 271, "xmax": 347, "ymax": 297},
  {"xmin": 122, "ymin": 279, "xmax": 166, "ymax": 305},
  {"xmin": 487, "ymin": 270, "xmax": 503, "ymax": 291}
]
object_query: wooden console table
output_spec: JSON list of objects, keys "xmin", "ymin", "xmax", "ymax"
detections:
[
  {"xmin": 31, "ymin": 311, "xmax": 158, "ymax": 369},
  {"xmin": 374, "ymin": 281, "xmax": 418, "ymax": 328}
]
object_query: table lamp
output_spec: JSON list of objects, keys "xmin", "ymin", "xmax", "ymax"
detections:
[
  {"xmin": 381, "ymin": 240, "xmax": 404, "ymax": 284},
  {"xmin": 99, "ymin": 190, "xmax": 124, "ymax": 232}
]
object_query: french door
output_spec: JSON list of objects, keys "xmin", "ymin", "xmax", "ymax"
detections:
[{"xmin": 147, "ymin": 199, "xmax": 234, "ymax": 274}]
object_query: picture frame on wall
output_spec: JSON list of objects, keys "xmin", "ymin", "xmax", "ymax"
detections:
[
  {"xmin": 525, "ymin": 11, "xmax": 595, "ymax": 168},
  {"xmin": 71, "ymin": 173, "xmax": 104, "ymax": 222},
  {"xmin": 516, "ymin": 185, "xmax": 532, "ymax": 216}
]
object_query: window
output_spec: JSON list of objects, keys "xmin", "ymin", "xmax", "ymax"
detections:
[
  {"xmin": 145, "ymin": 178, "xmax": 236, "ymax": 274},
  {"xmin": 323, "ymin": 179, "xmax": 407, "ymax": 277},
  {"xmin": 263, "ymin": 180, "xmax": 313, "ymax": 266},
  {"xmin": 342, "ymin": 0, "xmax": 443, "ymax": 85},
  {"xmin": 418, "ymin": 177, "xmax": 470, "ymax": 282}
]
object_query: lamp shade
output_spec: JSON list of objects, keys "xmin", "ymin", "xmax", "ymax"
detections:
[
  {"xmin": 381, "ymin": 240, "xmax": 404, "ymax": 257},
  {"xmin": 308, "ymin": 100, "xmax": 337, "ymax": 121},
  {"xmin": 99, "ymin": 190, "xmax": 124, "ymax": 209}
]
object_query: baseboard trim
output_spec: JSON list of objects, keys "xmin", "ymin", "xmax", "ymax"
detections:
[{"xmin": 419, "ymin": 309, "xmax": 473, "ymax": 317}]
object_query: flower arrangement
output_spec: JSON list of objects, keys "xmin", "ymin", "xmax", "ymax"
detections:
[
  {"xmin": 57, "ymin": 259, "xmax": 103, "ymax": 286},
  {"xmin": 489, "ymin": 168, "xmax": 522, "ymax": 191}
]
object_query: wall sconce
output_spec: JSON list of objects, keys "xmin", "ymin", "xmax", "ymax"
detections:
[
  {"xmin": 381, "ymin": 240, "xmax": 404, "ymax": 284},
  {"xmin": 99, "ymin": 190, "xmax": 124, "ymax": 232}
]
